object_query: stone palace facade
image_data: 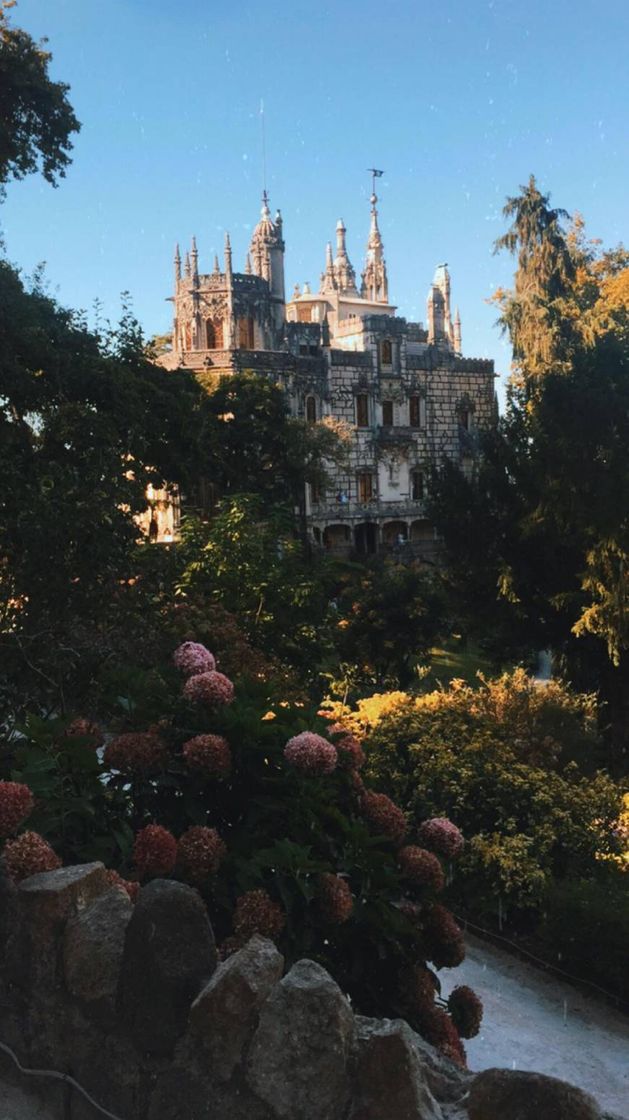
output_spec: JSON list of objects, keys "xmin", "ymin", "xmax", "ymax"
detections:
[{"xmin": 159, "ymin": 187, "xmax": 497, "ymax": 559}]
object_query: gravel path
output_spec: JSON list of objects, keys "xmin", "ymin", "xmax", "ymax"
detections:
[{"xmin": 440, "ymin": 931, "xmax": 629, "ymax": 1117}]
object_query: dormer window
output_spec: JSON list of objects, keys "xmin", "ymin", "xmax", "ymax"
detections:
[{"xmin": 380, "ymin": 339, "xmax": 393, "ymax": 366}]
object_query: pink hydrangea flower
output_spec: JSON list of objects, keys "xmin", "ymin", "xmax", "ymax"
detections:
[
  {"xmin": 0, "ymin": 781, "xmax": 34, "ymax": 838},
  {"xmin": 133, "ymin": 824, "xmax": 177, "ymax": 879},
  {"xmin": 284, "ymin": 732, "xmax": 337, "ymax": 775},
  {"xmin": 362, "ymin": 790, "xmax": 407, "ymax": 844},
  {"xmin": 173, "ymin": 641, "xmax": 216, "ymax": 676},
  {"xmin": 177, "ymin": 826, "xmax": 226, "ymax": 884},
  {"xmin": 183, "ymin": 734, "xmax": 231, "ymax": 778},
  {"xmin": 419, "ymin": 817, "xmax": 464, "ymax": 860},
  {"xmin": 2, "ymin": 831, "xmax": 61, "ymax": 883},
  {"xmin": 183, "ymin": 670, "xmax": 235, "ymax": 706},
  {"xmin": 397, "ymin": 845, "xmax": 444, "ymax": 892},
  {"xmin": 317, "ymin": 873, "xmax": 353, "ymax": 923}
]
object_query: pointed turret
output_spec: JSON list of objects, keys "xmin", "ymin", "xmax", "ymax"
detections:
[
  {"xmin": 184, "ymin": 251, "xmax": 191, "ymax": 279},
  {"xmin": 213, "ymin": 253, "xmax": 220, "ymax": 276},
  {"xmin": 361, "ymin": 189, "xmax": 388, "ymax": 302},
  {"xmin": 248, "ymin": 191, "xmax": 286, "ymax": 330},
  {"xmin": 320, "ymin": 241, "xmax": 337, "ymax": 295},
  {"xmin": 454, "ymin": 306, "xmax": 462, "ymax": 354},
  {"xmin": 224, "ymin": 232, "xmax": 235, "ymax": 349},
  {"xmin": 174, "ymin": 243, "xmax": 181, "ymax": 284},
  {"xmin": 191, "ymin": 236, "xmax": 199, "ymax": 285},
  {"xmin": 245, "ymin": 252, "xmax": 252, "ymax": 275},
  {"xmin": 333, "ymin": 219, "xmax": 358, "ymax": 294}
]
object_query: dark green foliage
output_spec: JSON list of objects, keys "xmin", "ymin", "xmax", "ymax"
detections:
[{"xmin": 0, "ymin": 5, "xmax": 80, "ymax": 191}]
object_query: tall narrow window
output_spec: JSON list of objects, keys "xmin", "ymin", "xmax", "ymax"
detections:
[
  {"xmin": 238, "ymin": 317, "xmax": 255, "ymax": 349},
  {"xmin": 410, "ymin": 395, "xmax": 427, "ymax": 428},
  {"xmin": 206, "ymin": 320, "xmax": 216, "ymax": 348},
  {"xmin": 357, "ymin": 472, "xmax": 374, "ymax": 503},
  {"xmin": 411, "ymin": 469, "xmax": 425, "ymax": 501},
  {"xmin": 382, "ymin": 400, "xmax": 394, "ymax": 426},
  {"xmin": 380, "ymin": 339, "xmax": 393, "ymax": 366},
  {"xmin": 459, "ymin": 408, "xmax": 471, "ymax": 431},
  {"xmin": 306, "ymin": 396, "xmax": 317, "ymax": 423},
  {"xmin": 184, "ymin": 323, "xmax": 192, "ymax": 350},
  {"xmin": 355, "ymin": 394, "xmax": 370, "ymax": 428}
]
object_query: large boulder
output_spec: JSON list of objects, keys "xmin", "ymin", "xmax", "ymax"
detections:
[
  {"xmin": 349, "ymin": 1018, "xmax": 443, "ymax": 1120},
  {"xmin": 16, "ymin": 863, "xmax": 108, "ymax": 989},
  {"xmin": 467, "ymin": 1069, "xmax": 602, "ymax": 1120},
  {"xmin": 64, "ymin": 887, "xmax": 132, "ymax": 1017},
  {"xmin": 118, "ymin": 879, "xmax": 217, "ymax": 1057},
  {"xmin": 188, "ymin": 934, "xmax": 284, "ymax": 1081},
  {"xmin": 246, "ymin": 959, "xmax": 354, "ymax": 1120},
  {"xmin": 148, "ymin": 1067, "xmax": 273, "ymax": 1120}
]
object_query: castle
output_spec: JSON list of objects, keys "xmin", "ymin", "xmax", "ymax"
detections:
[{"xmin": 157, "ymin": 183, "xmax": 497, "ymax": 559}]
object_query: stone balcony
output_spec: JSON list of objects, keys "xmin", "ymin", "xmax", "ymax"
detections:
[{"xmin": 309, "ymin": 498, "xmax": 428, "ymax": 522}]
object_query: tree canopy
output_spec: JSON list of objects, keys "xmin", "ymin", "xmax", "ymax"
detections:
[{"xmin": 0, "ymin": 2, "xmax": 80, "ymax": 191}]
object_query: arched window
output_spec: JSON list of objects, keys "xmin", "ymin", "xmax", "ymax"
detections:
[
  {"xmin": 380, "ymin": 339, "xmax": 393, "ymax": 366},
  {"xmin": 306, "ymin": 396, "xmax": 317, "ymax": 423},
  {"xmin": 184, "ymin": 323, "xmax": 192, "ymax": 350},
  {"xmin": 206, "ymin": 320, "xmax": 217, "ymax": 348}
]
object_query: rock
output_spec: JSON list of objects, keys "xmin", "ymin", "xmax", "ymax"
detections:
[
  {"xmin": 188, "ymin": 934, "xmax": 284, "ymax": 1082},
  {"xmin": 467, "ymin": 1069, "xmax": 602, "ymax": 1120},
  {"xmin": 148, "ymin": 1067, "xmax": 273, "ymax": 1120},
  {"xmin": 118, "ymin": 878, "xmax": 217, "ymax": 1057},
  {"xmin": 409, "ymin": 1030, "xmax": 472, "ymax": 1105},
  {"xmin": 16, "ymin": 863, "xmax": 108, "ymax": 989},
  {"xmin": 0, "ymin": 869, "xmax": 18, "ymax": 966},
  {"xmin": 64, "ymin": 888, "xmax": 132, "ymax": 1015},
  {"xmin": 18, "ymin": 863, "xmax": 108, "ymax": 922},
  {"xmin": 349, "ymin": 1018, "xmax": 443, "ymax": 1120},
  {"xmin": 246, "ymin": 958, "xmax": 354, "ymax": 1120}
]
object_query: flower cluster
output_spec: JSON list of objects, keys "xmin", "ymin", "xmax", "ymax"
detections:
[
  {"xmin": 317, "ymin": 873, "xmax": 353, "ymax": 924},
  {"xmin": 183, "ymin": 670, "xmax": 235, "ymax": 707},
  {"xmin": 423, "ymin": 903, "xmax": 465, "ymax": 969},
  {"xmin": 64, "ymin": 718, "xmax": 103, "ymax": 750},
  {"xmin": 447, "ymin": 985, "xmax": 483, "ymax": 1039},
  {"xmin": 332, "ymin": 731, "xmax": 365, "ymax": 771},
  {"xmin": 183, "ymin": 734, "xmax": 231, "ymax": 779},
  {"xmin": 133, "ymin": 824, "xmax": 177, "ymax": 879},
  {"xmin": 104, "ymin": 731, "xmax": 168, "ymax": 775},
  {"xmin": 173, "ymin": 641, "xmax": 216, "ymax": 677},
  {"xmin": 361, "ymin": 790, "xmax": 407, "ymax": 845},
  {"xmin": 233, "ymin": 888, "xmax": 285, "ymax": 942},
  {"xmin": 419, "ymin": 817, "xmax": 464, "ymax": 860},
  {"xmin": 397, "ymin": 845, "xmax": 444, "ymax": 892},
  {"xmin": 284, "ymin": 732, "xmax": 337, "ymax": 776},
  {"xmin": 2, "ymin": 831, "xmax": 61, "ymax": 883},
  {"xmin": 420, "ymin": 1006, "xmax": 466, "ymax": 1068},
  {"xmin": 105, "ymin": 868, "xmax": 140, "ymax": 903},
  {"xmin": 399, "ymin": 962, "xmax": 438, "ymax": 1017},
  {"xmin": 177, "ymin": 826, "xmax": 226, "ymax": 884},
  {"xmin": 0, "ymin": 781, "xmax": 34, "ymax": 838}
]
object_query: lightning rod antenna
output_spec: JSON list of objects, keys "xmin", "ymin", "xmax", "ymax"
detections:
[{"xmin": 260, "ymin": 99, "xmax": 267, "ymax": 199}]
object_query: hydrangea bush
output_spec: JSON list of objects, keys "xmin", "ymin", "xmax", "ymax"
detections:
[{"xmin": 0, "ymin": 640, "xmax": 481, "ymax": 1066}]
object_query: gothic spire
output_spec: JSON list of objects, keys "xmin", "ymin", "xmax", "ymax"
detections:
[
  {"xmin": 191, "ymin": 236, "xmax": 199, "ymax": 284},
  {"xmin": 333, "ymin": 219, "xmax": 358, "ymax": 294},
  {"xmin": 184, "ymin": 251, "xmax": 191, "ymax": 279},
  {"xmin": 213, "ymin": 253, "xmax": 220, "ymax": 275},
  {"xmin": 320, "ymin": 241, "xmax": 337, "ymax": 295},
  {"xmin": 361, "ymin": 188, "xmax": 388, "ymax": 302},
  {"xmin": 174, "ymin": 243, "xmax": 181, "ymax": 284}
]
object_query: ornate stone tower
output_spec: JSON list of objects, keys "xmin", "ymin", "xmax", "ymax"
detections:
[
  {"xmin": 248, "ymin": 191, "xmax": 286, "ymax": 332},
  {"xmin": 361, "ymin": 188, "xmax": 388, "ymax": 303}
]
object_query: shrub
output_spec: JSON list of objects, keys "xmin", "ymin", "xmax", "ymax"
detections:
[{"xmin": 0, "ymin": 644, "xmax": 481, "ymax": 1064}]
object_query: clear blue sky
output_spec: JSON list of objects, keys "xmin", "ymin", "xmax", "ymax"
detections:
[{"xmin": 3, "ymin": 0, "xmax": 628, "ymax": 403}]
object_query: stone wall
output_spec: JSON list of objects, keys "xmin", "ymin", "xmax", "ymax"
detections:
[{"xmin": 0, "ymin": 863, "xmax": 610, "ymax": 1120}]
